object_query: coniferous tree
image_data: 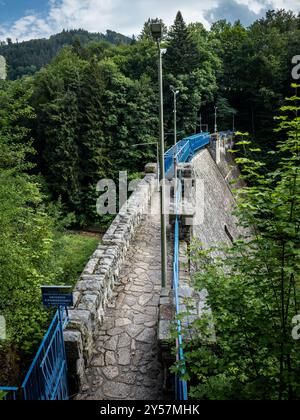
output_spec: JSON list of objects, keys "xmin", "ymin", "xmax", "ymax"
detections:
[
  {"xmin": 164, "ymin": 12, "xmax": 218, "ymax": 138},
  {"xmin": 32, "ymin": 48, "xmax": 86, "ymax": 214},
  {"xmin": 164, "ymin": 11, "xmax": 200, "ymax": 75}
]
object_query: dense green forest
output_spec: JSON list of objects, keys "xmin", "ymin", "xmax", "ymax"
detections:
[
  {"xmin": 2, "ymin": 9, "xmax": 299, "ymax": 227},
  {"xmin": 0, "ymin": 8, "xmax": 300, "ymax": 397},
  {"xmin": 0, "ymin": 29, "xmax": 131, "ymax": 80}
]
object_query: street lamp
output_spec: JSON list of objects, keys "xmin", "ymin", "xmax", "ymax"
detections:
[
  {"xmin": 170, "ymin": 86, "xmax": 179, "ymax": 185},
  {"xmin": 197, "ymin": 111, "xmax": 208, "ymax": 133},
  {"xmin": 170, "ymin": 87, "xmax": 179, "ymax": 148},
  {"xmin": 151, "ymin": 22, "xmax": 167, "ymax": 289},
  {"xmin": 214, "ymin": 106, "xmax": 218, "ymax": 133},
  {"xmin": 150, "ymin": 22, "xmax": 163, "ymax": 41},
  {"xmin": 200, "ymin": 112, "xmax": 202, "ymax": 133}
]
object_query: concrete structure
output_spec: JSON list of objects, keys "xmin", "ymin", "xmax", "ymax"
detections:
[
  {"xmin": 65, "ymin": 133, "xmax": 243, "ymax": 399},
  {"xmin": 64, "ymin": 172, "xmax": 157, "ymax": 393},
  {"xmin": 158, "ymin": 140, "xmax": 243, "ymax": 384},
  {"xmin": 0, "ymin": 56, "xmax": 6, "ymax": 80}
]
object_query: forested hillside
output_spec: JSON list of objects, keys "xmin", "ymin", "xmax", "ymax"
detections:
[
  {"xmin": 0, "ymin": 29, "xmax": 131, "ymax": 80},
  {"xmin": 30, "ymin": 10, "xmax": 300, "ymax": 225},
  {"xmin": 0, "ymin": 8, "xmax": 300, "ymax": 394}
]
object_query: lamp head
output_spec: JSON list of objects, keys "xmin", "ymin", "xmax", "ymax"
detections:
[
  {"xmin": 150, "ymin": 23, "xmax": 163, "ymax": 41},
  {"xmin": 170, "ymin": 86, "xmax": 179, "ymax": 95}
]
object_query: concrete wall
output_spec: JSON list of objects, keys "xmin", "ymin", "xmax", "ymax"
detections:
[
  {"xmin": 64, "ymin": 173, "xmax": 156, "ymax": 393},
  {"xmin": 191, "ymin": 148, "xmax": 242, "ymax": 250},
  {"xmin": 0, "ymin": 56, "xmax": 6, "ymax": 80},
  {"xmin": 158, "ymin": 137, "xmax": 244, "ymax": 392}
]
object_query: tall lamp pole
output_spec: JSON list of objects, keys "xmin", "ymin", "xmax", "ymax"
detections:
[
  {"xmin": 171, "ymin": 87, "xmax": 179, "ymax": 182},
  {"xmin": 214, "ymin": 106, "xmax": 218, "ymax": 133},
  {"xmin": 171, "ymin": 87, "xmax": 179, "ymax": 147},
  {"xmin": 200, "ymin": 113, "xmax": 202, "ymax": 133},
  {"xmin": 151, "ymin": 23, "xmax": 167, "ymax": 289}
]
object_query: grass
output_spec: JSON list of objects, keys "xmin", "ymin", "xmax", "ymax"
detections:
[{"xmin": 56, "ymin": 232, "xmax": 100, "ymax": 287}]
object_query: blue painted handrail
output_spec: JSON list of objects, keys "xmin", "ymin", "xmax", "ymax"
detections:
[
  {"xmin": 165, "ymin": 132, "xmax": 211, "ymax": 177},
  {"xmin": 0, "ymin": 307, "xmax": 69, "ymax": 400},
  {"xmin": 0, "ymin": 387, "xmax": 19, "ymax": 400},
  {"xmin": 173, "ymin": 177, "xmax": 188, "ymax": 400},
  {"xmin": 21, "ymin": 307, "xmax": 69, "ymax": 400},
  {"xmin": 166, "ymin": 130, "xmax": 234, "ymax": 400}
]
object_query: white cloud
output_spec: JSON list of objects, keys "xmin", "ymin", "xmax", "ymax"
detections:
[{"xmin": 0, "ymin": 0, "xmax": 300, "ymax": 42}]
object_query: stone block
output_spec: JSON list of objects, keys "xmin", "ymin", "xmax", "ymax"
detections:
[{"xmin": 145, "ymin": 163, "xmax": 157, "ymax": 174}]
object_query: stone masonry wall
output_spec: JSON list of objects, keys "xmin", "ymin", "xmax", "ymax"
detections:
[{"xmin": 64, "ymin": 172, "xmax": 156, "ymax": 394}]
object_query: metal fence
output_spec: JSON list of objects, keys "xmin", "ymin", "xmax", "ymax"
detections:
[
  {"xmin": 173, "ymin": 176, "xmax": 188, "ymax": 401},
  {"xmin": 169, "ymin": 130, "xmax": 234, "ymax": 400},
  {"xmin": 0, "ymin": 308, "xmax": 69, "ymax": 400},
  {"xmin": 0, "ymin": 387, "xmax": 19, "ymax": 400},
  {"xmin": 165, "ymin": 133, "xmax": 211, "ymax": 178}
]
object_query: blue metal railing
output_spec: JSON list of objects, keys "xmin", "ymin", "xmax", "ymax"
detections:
[
  {"xmin": 187, "ymin": 132, "xmax": 210, "ymax": 154},
  {"xmin": 167, "ymin": 130, "xmax": 234, "ymax": 400},
  {"xmin": 0, "ymin": 387, "xmax": 19, "ymax": 400},
  {"xmin": 173, "ymin": 176, "xmax": 188, "ymax": 401},
  {"xmin": 0, "ymin": 308, "xmax": 69, "ymax": 400},
  {"xmin": 165, "ymin": 132, "xmax": 211, "ymax": 178},
  {"xmin": 21, "ymin": 307, "xmax": 69, "ymax": 400},
  {"xmin": 165, "ymin": 131, "xmax": 234, "ymax": 175}
]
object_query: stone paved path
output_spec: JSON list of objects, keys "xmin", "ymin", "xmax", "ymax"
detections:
[{"xmin": 78, "ymin": 197, "xmax": 165, "ymax": 400}]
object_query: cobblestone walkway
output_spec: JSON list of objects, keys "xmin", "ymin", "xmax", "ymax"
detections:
[{"xmin": 78, "ymin": 203, "xmax": 165, "ymax": 400}]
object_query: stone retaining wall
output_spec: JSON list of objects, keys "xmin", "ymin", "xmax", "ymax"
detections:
[{"xmin": 64, "ymin": 172, "xmax": 156, "ymax": 393}]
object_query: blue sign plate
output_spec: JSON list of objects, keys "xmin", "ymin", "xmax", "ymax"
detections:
[{"xmin": 41, "ymin": 286, "xmax": 73, "ymax": 308}]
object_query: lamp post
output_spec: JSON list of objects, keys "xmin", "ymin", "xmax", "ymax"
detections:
[
  {"xmin": 151, "ymin": 22, "xmax": 167, "ymax": 289},
  {"xmin": 171, "ymin": 87, "xmax": 179, "ymax": 184},
  {"xmin": 200, "ymin": 113, "xmax": 202, "ymax": 133},
  {"xmin": 170, "ymin": 87, "xmax": 179, "ymax": 148},
  {"xmin": 214, "ymin": 106, "xmax": 218, "ymax": 133}
]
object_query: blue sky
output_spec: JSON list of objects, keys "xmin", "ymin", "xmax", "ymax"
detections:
[
  {"xmin": 0, "ymin": 1, "xmax": 48, "ymax": 25},
  {"xmin": 0, "ymin": 0, "xmax": 299, "ymax": 41}
]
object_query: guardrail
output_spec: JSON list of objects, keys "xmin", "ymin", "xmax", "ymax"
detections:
[
  {"xmin": 0, "ymin": 307, "xmax": 69, "ymax": 400},
  {"xmin": 0, "ymin": 387, "xmax": 19, "ymax": 400},
  {"xmin": 21, "ymin": 307, "xmax": 69, "ymax": 400},
  {"xmin": 165, "ymin": 132, "xmax": 210, "ymax": 178},
  {"xmin": 173, "ymin": 177, "xmax": 188, "ymax": 401},
  {"xmin": 167, "ymin": 130, "xmax": 234, "ymax": 400}
]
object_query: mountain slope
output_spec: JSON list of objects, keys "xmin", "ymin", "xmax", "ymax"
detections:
[{"xmin": 0, "ymin": 29, "xmax": 132, "ymax": 80}]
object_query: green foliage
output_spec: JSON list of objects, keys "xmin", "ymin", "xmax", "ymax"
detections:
[
  {"xmin": 54, "ymin": 233, "xmax": 99, "ymax": 287},
  {"xmin": 163, "ymin": 12, "xmax": 219, "ymax": 138},
  {"xmin": 31, "ymin": 42, "xmax": 159, "ymax": 225},
  {"xmin": 32, "ymin": 47, "xmax": 86, "ymax": 216},
  {"xmin": 0, "ymin": 78, "xmax": 98, "ymax": 359},
  {"xmin": 181, "ymin": 90, "xmax": 300, "ymax": 400},
  {"xmin": 1, "ymin": 8, "xmax": 300, "ymax": 389},
  {"xmin": 210, "ymin": 10, "xmax": 300, "ymax": 163},
  {"xmin": 0, "ymin": 80, "xmax": 56, "ymax": 352},
  {"xmin": 0, "ymin": 79, "xmax": 35, "ymax": 171}
]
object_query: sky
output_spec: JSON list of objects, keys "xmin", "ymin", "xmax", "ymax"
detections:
[{"xmin": 0, "ymin": 0, "xmax": 299, "ymax": 42}]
